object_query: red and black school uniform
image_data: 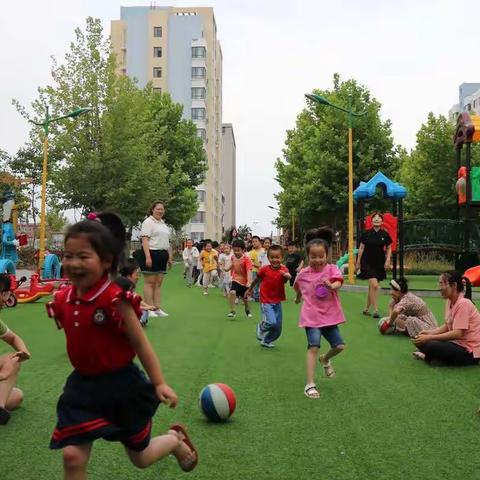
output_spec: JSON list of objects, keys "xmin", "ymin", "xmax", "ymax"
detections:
[{"xmin": 46, "ymin": 276, "xmax": 160, "ymax": 451}]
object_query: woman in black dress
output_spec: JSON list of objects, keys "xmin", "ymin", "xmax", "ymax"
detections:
[{"xmin": 355, "ymin": 213, "xmax": 392, "ymax": 318}]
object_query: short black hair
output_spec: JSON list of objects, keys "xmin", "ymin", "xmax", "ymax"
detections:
[
  {"xmin": 252, "ymin": 235, "xmax": 261, "ymax": 241},
  {"xmin": 262, "ymin": 237, "xmax": 272, "ymax": 243},
  {"xmin": 114, "ymin": 276, "xmax": 135, "ymax": 292},
  {"xmin": 65, "ymin": 212, "xmax": 126, "ymax": 273},
  {"xmin": 287, "ymin": 241, "xmax": 297, "ymax": 247},
  {"xmin": 119, "ymin": 258, "xmax": 140, "ymax": 277},
  {"xmin": 267, "ymin": 244, "xmax": 283, "ymax": 257},
  {"xmin": 232, "ymin": 239, "xmax": 246, "ymax": 250}
]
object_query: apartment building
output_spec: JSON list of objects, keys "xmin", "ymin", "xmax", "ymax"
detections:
[{"xmin": 111, "ymin": 6, "xmax": 228, "ymax": 241}]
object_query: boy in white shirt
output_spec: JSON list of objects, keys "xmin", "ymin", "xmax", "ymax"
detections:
[{"xmin": 182, "ymin": 239, "xmax": 200, "ymax": 287}]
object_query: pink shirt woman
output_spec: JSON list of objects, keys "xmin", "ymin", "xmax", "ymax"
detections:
[{"xmin": 413, "ymin": 271, "xmax": 480, "ymax": 366}]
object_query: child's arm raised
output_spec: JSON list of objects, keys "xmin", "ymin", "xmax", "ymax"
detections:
[{"xmin": 118, "ymin": 300, "xmax": 178, "ymax": 408}]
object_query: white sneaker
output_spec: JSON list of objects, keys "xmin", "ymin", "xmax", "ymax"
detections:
[
  {"xmin": 149, "ymin": 310, "xmax": 159, "ymax": 318},
  {"xmin": 155, "ymin": 309, "xmax": 169, "ymax": 317},
  {"xmin": 203, "ymin": 291, "xmax": 208, "ymax": 296}
]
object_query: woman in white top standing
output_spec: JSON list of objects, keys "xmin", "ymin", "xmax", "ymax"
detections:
[{"xmin": 139, "ymin": 201, "xmax": 173, "ymax": 317}]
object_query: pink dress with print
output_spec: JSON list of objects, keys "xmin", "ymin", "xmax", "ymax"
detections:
[{"xmin": 294, "ymin": 264, "xmax": 345, "ymax": 328}]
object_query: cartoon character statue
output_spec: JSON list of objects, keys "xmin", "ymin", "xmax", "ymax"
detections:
[
  {"xmin": 456, "ymin": 166, "xmax": 467, "ymax": 204},
  {"xmin": 1, "ymin": 189, "xmax": 19, "ymax": 265}
]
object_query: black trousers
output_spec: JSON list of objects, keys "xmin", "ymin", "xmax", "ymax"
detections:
[{"xmin": 418, "ymin": 340, "xmax": 479, "ymax": 366}]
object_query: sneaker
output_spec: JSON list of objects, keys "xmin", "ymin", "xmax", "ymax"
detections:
[
  {"xmin": 227, "ymin": 311, "xmax": 236, "ymax": 318},
  {"xmin": 246, "ymin": 311, "xmax": 253, "ymax": 318},
  {"xmin": 203, "ymin": 291, "xmax": 208, "ymax": 296},
  {"xmin": 260, "ymin": 340, "xmax": 275, "ymax": 348},
  {"xmin": 155, "ymin": 309, "xmax": 169, "ymax": 317},
  {"xmin": 256, "ymin": 323, "xmax": 265, "ymax": 341},
  {"xmin": 234, "ymin": 298, "xmax": 239, "ymax": 304},
  {"xmin": 149, "ymin": 310, "xmax": 159, "ymax": 318}
]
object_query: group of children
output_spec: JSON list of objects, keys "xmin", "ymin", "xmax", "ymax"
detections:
[
  {"xmin": 181, "ymin": 230, "xmax": 347, "ymax": 399},
  {"xmin": 0, "ymin": 214, "xmax": 349, "ymax": 478}
]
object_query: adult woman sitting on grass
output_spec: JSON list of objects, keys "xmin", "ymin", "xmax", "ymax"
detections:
[
  {"xmin": 412, "ymin": 271, "xmax": 480, "ymax": 366},
  {"xmin": 379, "ymin": 278, "xmax": 438, "ymax": 337}
]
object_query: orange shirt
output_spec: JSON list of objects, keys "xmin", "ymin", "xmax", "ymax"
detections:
[
  {"xmin": 445, "ymin": 295, "xmax": 480, "ymax": 358},
  {"xmin": 231, "ymin": 254, "xmax": 253, "ymax": 286}
]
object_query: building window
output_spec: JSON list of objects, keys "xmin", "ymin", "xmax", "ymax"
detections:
[
  {"xmin": 197, "ymin": 128, "xmax": 207, "ymax": 141},
  {"xmin": 192, "ymin": 67, "xmax": 206, "ymax": 79},
  {"xmin": 192, "ymin": 87, "xmax": 206, "ymax": 99},
  {"xmin": 197, "ymin": 190, "xmax": 206, "ymax": 202},
  {"xmin": 153, "ymin": 26, "xmax": 162, "ymax": 37},
  {"xmin": 153, "ymin": 67, "xmax": 162, "ymax": 78},
  {"xmin": 192, "ymin": 46, "xmax": 206, "ymax": 58},
  {"xmin": 191, "ymin": 211, "xmax": 206, "ymax": 223},
  {"xmin": 153, "ymin": 47, "xmax": 162, "ymax": 58},
  {"xmin": 192, "ymin": 108, "xmax": 206, "ymax": 120},
  {"xmin": 153, "ymin": 88, "xmax": 162, "ymax": 94}
]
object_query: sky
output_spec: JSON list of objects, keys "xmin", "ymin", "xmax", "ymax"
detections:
[{"xmin": 0, "ymin": 0, "xmax": 476, "ymax": 236}]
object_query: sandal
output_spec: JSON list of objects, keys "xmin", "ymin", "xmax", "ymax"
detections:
[
  {"xmin": 304, "ymin": 383, "xmax": 320, "ymax": 399},
  {"xmin": 169, "ymin": 423, "xmax": 199, "ymax": 472},
  {"xmin": 362, "ymin": 310, "xmax": 371, "ymax": 316},
  {"xmin": 319, "ymin": 355, "xmax": 336, "ymax": 378}
]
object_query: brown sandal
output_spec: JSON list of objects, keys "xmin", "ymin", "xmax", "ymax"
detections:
[{"xmin": 169, "ymin": 423, "xmax": 199, "ymax": 472}]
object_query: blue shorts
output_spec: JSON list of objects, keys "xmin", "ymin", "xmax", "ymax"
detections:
[{"xmin": 305, "ymin": 325, "xmax": 344, "ymax": 349}]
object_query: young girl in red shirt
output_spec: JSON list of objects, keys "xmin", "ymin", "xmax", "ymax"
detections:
[{"xmin": 47, "ymin": 212, "xmax": 198, "ymax": 479}]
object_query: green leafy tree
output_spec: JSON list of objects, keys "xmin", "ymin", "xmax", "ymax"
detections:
[
  {"xmin": 14, "ymin": 17, "xmax": 206, "ymax": 233},
  {"xmin": 399, "ymin": 113, "xmax": 480, "ymax": 219},
  {"xmin": 275, "ymin": 74, "xmax": 400, "ymax": 237}
]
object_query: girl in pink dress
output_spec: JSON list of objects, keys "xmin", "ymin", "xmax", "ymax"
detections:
[{"xmin": 294, "ymin": 228, "xmax": 346, "ymax": 399}]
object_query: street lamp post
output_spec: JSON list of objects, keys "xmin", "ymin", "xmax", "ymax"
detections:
[
  {"xmin": 268, "ymin": 205, "xmax": 295, "ymax": 241},
  {"xmin": 29, "ymin": 106, "xmax": 91, "ymax": 270},
  {"xmin": 304, "ymin": 93, "xmax": 366, "ymax": 284}
]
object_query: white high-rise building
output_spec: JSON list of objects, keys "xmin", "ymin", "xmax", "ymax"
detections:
[{"xmin": 112, "ymin": 6, "xmax": 233, "ymax": 241}]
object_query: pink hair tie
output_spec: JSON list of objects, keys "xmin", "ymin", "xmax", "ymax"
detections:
[{"xmin": 87, "ymin": 212, "xmax": 98, "ymax": 221}]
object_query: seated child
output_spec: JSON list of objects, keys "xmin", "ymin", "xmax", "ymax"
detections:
[
  {"xmin": 0, "ymin": 273, "xmax": 31, "ymax": 424},
  {"xmin": 118, "ymin": 258, "xmax": 157, "ymax": 326}
]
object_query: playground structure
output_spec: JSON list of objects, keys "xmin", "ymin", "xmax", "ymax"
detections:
[
  {"xmin": 454, "ymin": 112, "xmax": 480, "ymax": 282},
  {"xmin": 0, "ymin": 173, "xmax": 63, "ymax": 304}
]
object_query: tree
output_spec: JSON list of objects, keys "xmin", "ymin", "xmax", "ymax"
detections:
[
  {"xmin": 399, "ymin": 113, "xmax": 480, "ymax": 219},
  {"xmin": 275, "ymin": 74, "xmax": 400, "ymax": 237},
  {"xmin": 236, "ymin": 225, "xmax": 252, "ymax": 240},
  {"xmin": 14, "ymin": 17, "xmax": 206, "ymax": 232}
]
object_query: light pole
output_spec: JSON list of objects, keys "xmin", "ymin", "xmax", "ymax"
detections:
[
  {"xmin": 305, "ymin": 93, "xmax": 366, "ymax": 284},
  {"xmin": 29, "ymin": 106, "xmax": 91, "ymax": 270},
  {"xmin": 268, "ymin": 205, "xmax": 295, "ymax": 241}
]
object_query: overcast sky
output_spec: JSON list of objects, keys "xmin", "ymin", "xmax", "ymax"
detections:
[{"xmin": 0, "ymin": 0, "xmax": 475, "ymax": 235}]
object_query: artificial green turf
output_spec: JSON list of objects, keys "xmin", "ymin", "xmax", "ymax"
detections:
[{"xmin": 2, "ymin": 267, "xmax": 480, "ymax": 479}]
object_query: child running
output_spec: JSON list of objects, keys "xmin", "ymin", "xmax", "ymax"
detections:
[
  {"xmin": 245, "ymin": 245, "xmax": 291, "ymax": 348},
  {"xmin": 218, "ymin": 243, "xmax": 234, "ymax": 297},
  {"xmin": 199, "ymin": 241, "xmax": 218, "ymax": 295},
  {"xmin": 285, "ymin": 241, "xmax": 304, "ymax": 286},
  {"xmin": 46, "ymin": 212, "xmax": 198, "ymax": 478},
  {"xmin": 225, "ymin": 239, "xmax": 253, "ymax": 318},
  {"xmin": 182, "ymin": 239, "xmax": 199, "ymax": 287},
  {"xmin": 259, "ymin": 237, "xmax": 272, "ymax": 268},
  {"xmin": 248, "ymin": 236, "xmax": 264, "ymax": 302},
  {"xmin": 294, "ymin": 227, "xmax": 346, "ymax": 399}
]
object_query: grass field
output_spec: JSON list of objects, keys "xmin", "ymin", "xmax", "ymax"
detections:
[{"xmin": 2, "ymin": 266, "xmax": 480, "ymax": 479}]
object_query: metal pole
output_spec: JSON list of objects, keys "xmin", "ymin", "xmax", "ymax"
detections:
[
  {"xmin": 38, "ymin": 107, "xmax": 49, "ymax": 272},
  {"xmin": 465, "ymin": 142, "xmax": 472, "ymax": 253},
  {"xmin": 398, "ymin": 198, "xmax": 405, "ymax": 278},
  {"xmin": 348, "ymin": 124, "xmax": 355, "ymax": 284}
]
